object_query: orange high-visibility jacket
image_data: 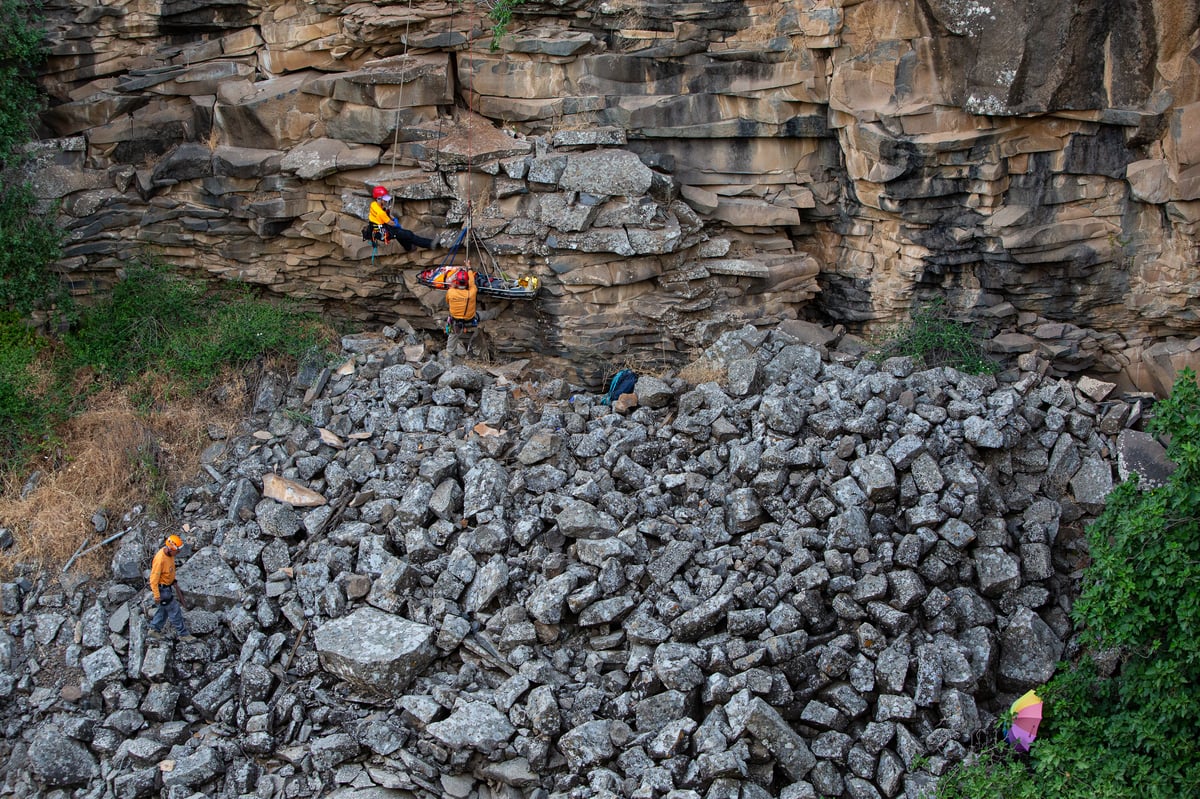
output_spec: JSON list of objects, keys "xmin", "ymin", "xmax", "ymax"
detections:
[
  {"xmin": 447, "ymin": 272, "xmax": 477, "ymax": 320},
  {"xmin": 149, "ymin": 547, "xmax": 177, "ymax": 601}
]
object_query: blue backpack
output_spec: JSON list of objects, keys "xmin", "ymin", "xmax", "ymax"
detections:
[{"xmin": 601, "ymin": 369, "xmax": 637, "ymax": 405}]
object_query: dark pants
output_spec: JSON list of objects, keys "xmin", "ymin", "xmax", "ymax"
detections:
[
  {"xmin": 150, "ymin": 585, "xmax": 188, "ymax": 635},
  {"xmin": 382, "ymin": 224, "xmax": 434, "ymax": 252}
]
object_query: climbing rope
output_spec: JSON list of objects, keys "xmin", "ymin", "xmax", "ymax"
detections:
[
  {"xmin": 389, "ymin": 0, "xmax": 416, "ymax": 175},
  {"xmin": 415, "ymin": 2, "xmax": 539, "ymax": 299}
]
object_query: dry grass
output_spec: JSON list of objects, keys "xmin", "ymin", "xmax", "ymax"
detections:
[
  {"xmin": 678, "ymin": 356, "xmax": 728, "ymax": 387},
  {"xmin": 730, "ymin": 0, "xmax": 793, "ymax": 47},
  {"xmin": 0, "ymin": 370, "xmax": 250, "ymax": 578}
]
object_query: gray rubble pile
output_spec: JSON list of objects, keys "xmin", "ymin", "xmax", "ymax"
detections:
[{"xmin": 0, "ymin": 320, "xmax": 1134, "ymax": 799}]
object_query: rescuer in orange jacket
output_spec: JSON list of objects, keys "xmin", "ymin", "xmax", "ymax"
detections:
[
  {"xmin": 443, "ymin": 267, "xmax": 480, "ymax": 361},
  {"xmin": 148, "ymin": 533, "xmax": 195, "ymax": 641}
]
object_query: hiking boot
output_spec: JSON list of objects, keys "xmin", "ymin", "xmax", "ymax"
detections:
[
  {"xmin": 147, "ymin": 628, "xmax": 164, "ymax": 640},
  {"xmin": 179, "ymin": 634, "xmax": 198, "ymax": 643}
]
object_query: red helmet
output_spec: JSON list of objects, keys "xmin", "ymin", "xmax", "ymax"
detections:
[
  {"xmin": 372, "ymin": 186, "xmax": 388, "ymax": 199},
  {"xmin": 454, "ymin": 270, "xmax": 469, "ymax": 288}
]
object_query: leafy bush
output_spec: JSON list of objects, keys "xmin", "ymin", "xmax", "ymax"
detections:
[
  {"xmin": 0, "ymin": 311, "xmax": 63, "ymax": 465},
  {"xmin": 0, "ymin": 1, "xmax": 65, "ymax": 315},
  {"xmin": 0, "ymin": 0, "xmax": 44, "ymax": 167},
  {"xmin": 872, "ymin": 298, "xmax": 997, "ymax": 375},
  {"xmin": 487, "ymin": 0, "xmax": 527, "ymax": 50},
  {"xmin": 936, "ymin": 370, "xmax": 1200, "ymax": 798},
  {"xmin": 0, "ymin": 183, "xmax": 64, "ymax": 315},
  {"xmin": 69, "ymin": 262, "xmax": 332, "ymax": 387},
  {"xmin": 1070, "ymin": 368, "xmax": 1200, "ymax": 772}
]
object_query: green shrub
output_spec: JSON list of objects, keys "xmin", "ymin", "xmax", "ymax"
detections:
[
  {"xmin": 1071, "ymin": 368, "xmax": 1200, "ymax": 770},
  {"xmin": 0, "ymin": 0, "xmax": 45, "ymax": 167},
  {"xmin": 936, "ymin": 370, "xmax": 1200, "ymax": 798},
  {"xmin": 0, "ymin": 2, "xmax": 65, "ymax": 315},
  {"xmin": 0, "ymin": 311, "xmax": 62, "ymax": 464},
  {"xmin": 69, "ymin": 262, "xmax": 331, "ymax": 386},
  {"xmin": 0, "ymin": 184, "xmax": 64, "ymax": 315},
  {"xmin": 488, "ymin": 0, "xmax": 526, "ymax": 50},
  {"xmin": 871, "ymin": 298, "xmax": 997, "ymax": 375}
]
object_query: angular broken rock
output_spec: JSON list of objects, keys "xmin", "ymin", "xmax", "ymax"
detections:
[
  {"xmin": 27, "ymin": 724, "xmax": 99, "ymax": 787},
  {"xmin": 262, "ymin": 472, "xmax": 327, "ymax": 507},
  {"xmin": 314, "ymin": 607, "xmax": 437, "ymax": 694},
  {"xmin": 997, "ymin": 607, "xmax": 1064, "ymax": 688},
  {"xmin": 556, "ymin": 500, "xmax": 618, "ymax": 539},
  {"xmin": 426, "ymin": 701, "xmax": 516, "ymax": 754},
  {"xmin": 176, "ymin": 546, "xmax": 245, "ymax": 610},
  {"xmin": 729, "ymin": 694, "xmax": 816, "ymax": 780},
  {"xmin": 1116, "ymin": 429, "xmax": 1176, "ymax": 489},
  {"xmin": 9, "ymin": 301, "xmax": 1139, "ymax": 799}
]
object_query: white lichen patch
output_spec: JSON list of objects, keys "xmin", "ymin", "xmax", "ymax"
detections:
[
  {"xmin": 966, "ymin": 92, "xmax": 1009, "ymax": 115},
  {"xmin": 940, "ymin": 0, "xmax": 996, "ymax": 36}
]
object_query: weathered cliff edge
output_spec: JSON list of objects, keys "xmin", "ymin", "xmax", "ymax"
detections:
[
  {"xmin": 1, "ymin": 325, "xmax": 1152, "ymax": 798},
  {"xmin": 28, "ymin": 0, "xmax": 1200, "ymax": 392}
]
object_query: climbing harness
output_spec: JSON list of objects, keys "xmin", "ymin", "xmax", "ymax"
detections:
[{"xmin": 362, "ymin": 222, "xmax": 392, "ymax": 266}]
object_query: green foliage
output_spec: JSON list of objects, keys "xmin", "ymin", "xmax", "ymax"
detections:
[
  {"xmin": 937, "ymin": 660, "xmax": 1198, "ymax": 798},
  {"xmin": 2, "ymin": 261, "xmax": 333, "ymax": 477},
  {"xmin": 0, "ymin": 311, "xmax": 63, "ymax": 466},
  {"xmin": 871, "ymin": 298, "xmax": 997, "ymax": 375},
  {"xmin": 0, "ymin": 4, "xmax": 65, "ymax": 315},
  {"xmin": 931, "ymin": 744, "xmax": 1032, "ymax": 798},
  {"xmin": 1071, "ymin": 368, "xmax": 1200, "ymax": 766},
  {"xmin": 68, "ymin": 264, "xmax": 205, "ymax": 380},
  {"xmin": 487, "ymin": 0, "xmax": 526, "ymax": 51},
  {"xmin": 937, "ymin": 369, "xmax": 1200, "ymax": 797},
  {"xmin": 68, "ymin": 262, "xmax": 331, "ymax": 387},
  {"xmin": 0, "ymin": 183, "xmax": 64, "ymax": 314},
  {"xmin": 0, "ymin": 0, "xmax": 45, "ymax": 167}
]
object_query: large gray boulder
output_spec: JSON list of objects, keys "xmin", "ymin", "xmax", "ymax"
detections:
[
  {"xmin": 176, "ymin": 546, "xmax": 245, "ymax": 610},
  {"xmin": 729, "ymin": 694, "xmax": 816, "ymax": 780},
  {"xmin": 27, "ymin": 725, "xmax": 99, "ymax": 787},
  {"xmin": 314, "ymin": 607, "xmax": 437, "ymax": 694},
  {"xmin": 998, "ymin": 607, "xmax": 1064, "ymax": 688}
]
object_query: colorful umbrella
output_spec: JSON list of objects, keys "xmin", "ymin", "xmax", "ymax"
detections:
[{"xmin": 1005, "ymin": 689, "xmax": 1044, "ymax": 753}]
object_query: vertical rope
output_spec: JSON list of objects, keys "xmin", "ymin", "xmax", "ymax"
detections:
[
  {"xmin": 462, "ymin": 1, "xmax": 482, "ymax": 267},
  {"xmin": 388, "ymin": 0, "xmax": 416, "ymax": 175}
]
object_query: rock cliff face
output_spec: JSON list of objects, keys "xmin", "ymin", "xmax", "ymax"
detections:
[{"xmin": 28, "ymin": 0, "xmax": 1200, "ymax": 388}]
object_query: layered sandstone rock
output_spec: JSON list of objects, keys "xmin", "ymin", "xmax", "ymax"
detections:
[{"xmin": 27, "ymin": 0, "xmax": 1200, "ymax": 389}]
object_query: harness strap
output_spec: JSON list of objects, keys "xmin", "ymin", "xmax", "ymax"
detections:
[
  {"xmin": 446, "ymin": 316, "xmax": 478, "ymax": 334},
  {"xmin": 369, "ymin": 224, "xmax": 389, "ymax": 265}
]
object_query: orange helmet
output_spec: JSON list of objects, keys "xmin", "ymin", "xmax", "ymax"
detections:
[
  {"xmin": 372, "ymin": 185, "xmax": 388, "ymax": 199},
  {"xmin": 165, "ymin": 534, "xmax": 183, "ymax": 549}
]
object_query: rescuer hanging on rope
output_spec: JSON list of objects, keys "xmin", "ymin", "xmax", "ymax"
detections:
[{"xmin": 366, "ymin": 186, "xmax": 439, "ymax": 252}]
